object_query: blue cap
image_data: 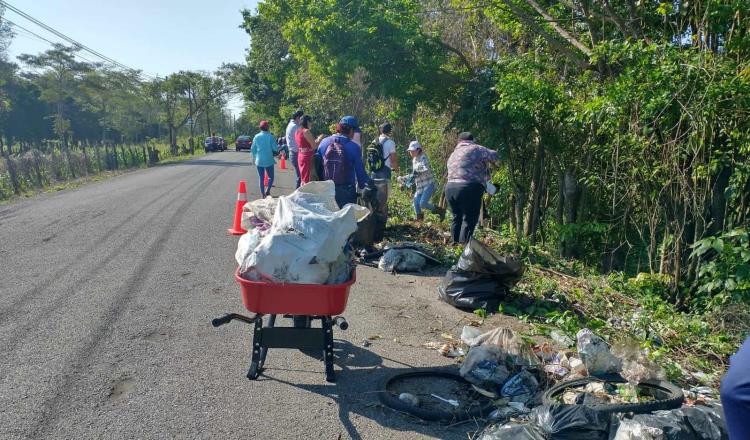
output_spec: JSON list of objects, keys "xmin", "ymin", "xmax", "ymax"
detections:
[{"xmin": 339, "ymin": 115, "xmax": 358, "ymax": 129}]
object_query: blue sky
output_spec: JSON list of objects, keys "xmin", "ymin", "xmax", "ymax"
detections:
[{"xmin": 5, "ymin": 0, "xmax": 259, "ymax": 114}]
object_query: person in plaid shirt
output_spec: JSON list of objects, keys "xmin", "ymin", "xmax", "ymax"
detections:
[
  {"xmin": 407, "ymin": 141, "xmax": 445, "ymax": 221},
  {"xmin": 445, "ymin": 132, "xmax": 499, "ymax": 244}
]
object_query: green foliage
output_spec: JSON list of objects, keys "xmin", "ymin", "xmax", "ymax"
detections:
[{"xmin": 691, "ymin": 229, "xmax": 750, "ymax": 309}]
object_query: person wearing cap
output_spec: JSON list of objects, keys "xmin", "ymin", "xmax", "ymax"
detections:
[
  {"xmin": 317, "ymin": 118, "xmax": 372, "ymax": 208},
  {"xmin": 340, "ymin": 115, "xmax": 362, "ymax": 146},
  {"xmin": 445, "ymin": 132, "xmax": 499, "ymax": 244},
  {"xmin": 407, "ymin": 141, "xmax": 445, "ymax": 221},
  {"xmin": 285, "ymin": 110, "xmax": 305, "ymax": 188},
  {"xmin": 251, "ymin": 120, "xmax": 278, "ymax": 197},
  {"xmin": 294, "ymin": 115, "xmax": 325, "ymax": 185}
]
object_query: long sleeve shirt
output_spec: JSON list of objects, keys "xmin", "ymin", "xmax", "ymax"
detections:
[
  {"xmin": 251, "ymin": 131, "xmax": 278, "ymax": 168},
  {"xmin": 446, "ymin": 141, "xmax": 499, "ymax": 184},
  {"xmin": 412, "ymin": 153, "xmax": 434, "ymax": 191},
  {"xmin": 317, "ymin": 135, "xmax": 370, "ymax": 188}
]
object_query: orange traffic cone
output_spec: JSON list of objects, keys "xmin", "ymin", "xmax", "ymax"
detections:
[
  {"xmin": 227, "ymin": 180, "xmax": 248, "ymax": 236},
  {"xmin": 280, "ymin": 152, "xmax": 287, "ymax": 170}
]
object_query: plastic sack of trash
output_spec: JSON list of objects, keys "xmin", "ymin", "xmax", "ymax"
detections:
[
  {"xmin": 378, "ymin": 248, "xmax": 427, "ymax": 272},
  {"xmin": 577, "ymin": 328, "xmax": 622, "ymax": 376},
  {"xmin": 235, "ymin": 229, "xmax": 262, "ymax": 273},
  {"xmin": 239, "ymin": 181, "xmax": 368, "ymax": 284},
  {"xmin": 612, "ymin": 406, "xmax": 728, "ymax": 440},
  {"xmin": 479, "ymin": 424, "xmax": 546, "ymax": 440},
  {"xmin": 533, "ymin": 404, "xmax": 611, "ymax": 440},
  {"xmin": 438, "ymin": 239, "xmax": 523, "ymax": 311},
  {"xmin": 461, "ymin": 327, "xmax": 540, "ymax": 367},
  {"xmin": 240, "ymin": 197, "xmax": 278, "ymax": 230}
]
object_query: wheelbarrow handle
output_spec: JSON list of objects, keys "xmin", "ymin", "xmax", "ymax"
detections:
[{"xmin": 211, "ymin": 313, "xmax": 258, "ymax": 327}]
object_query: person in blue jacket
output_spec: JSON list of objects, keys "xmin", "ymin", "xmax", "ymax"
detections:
[
  {"xmin": 251, "ymin": 120, "xmax": 278, "ymax": 197},
  {"xmin": 316, "ymin": 117, "xmax": 372, "ymax": 208},
  {"xmin": 722, "ymin": 336, "xmax": 750, "ymax": 439}
]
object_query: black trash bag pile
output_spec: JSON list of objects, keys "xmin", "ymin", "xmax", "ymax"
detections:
[
  {"xmin": 534, "ymin": 404, "xmax": 612, "ymax": 440},
  {"xmin": 609, "ymin": 405, "xmax": 728, "ymax": 440},
  {"xmin": 479, "ymin": 423, "xmax": 546, "ymax": 440},
  {"xmin": 438, "ymin": 239, "xmax": 524, "ymax": 311}
]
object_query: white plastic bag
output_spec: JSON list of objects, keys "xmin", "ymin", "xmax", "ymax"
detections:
[
  {"xmin": 238, "ymin": 181, "xmax": 368, "ymax": 284},
  {"xmin": 576, "ymin": 328, "xmax": 622, "ymax": 375},
  {"xmin": 378, "ymin": 249, "xmax": 427, "ymax": 272}
]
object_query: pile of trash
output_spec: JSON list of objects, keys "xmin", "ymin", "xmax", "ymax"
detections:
[
  {"xmin": 234, "ymin": 181, "xmax": 369, "ymax": 284},
  {"xmin": 357, "ymin": 242, "xmax": 441, "ymax": 273},
  {"xmin": 429, "ymin": 325, "xmax": 728, "ymax": 439},
  {"xmin": 438, "ymin": 239, "xmax": 524, "ymax": 311}
]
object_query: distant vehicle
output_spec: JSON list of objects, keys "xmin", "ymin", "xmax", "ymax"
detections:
[
  {"xmin": 235, "ymin": 135, "xmax": 252, "ymax": 151},
  {"xmin": 204, "ymin": 136, "xmax": 226, "ymax": 152}
]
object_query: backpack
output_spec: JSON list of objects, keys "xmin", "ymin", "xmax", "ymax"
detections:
[
  {"xmin": 366, "ymin": 137, "xmax": 386, "ymax": 173},
  {"xmin": 323, "ymin": 136, "xmax": 351, "ymax": 185}
]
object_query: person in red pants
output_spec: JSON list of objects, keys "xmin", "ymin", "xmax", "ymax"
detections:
[{"xmin": 294, "ymin": 115, "xmax": 323, "ymax": 185}]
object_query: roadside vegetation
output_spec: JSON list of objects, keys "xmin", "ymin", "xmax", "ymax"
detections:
[{"xmin": 0, "ymin": 5, "xmax": 238, "ymax": 201}]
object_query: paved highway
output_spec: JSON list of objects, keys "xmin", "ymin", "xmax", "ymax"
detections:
[{"xmin": 0, "ymin": 152, "xmax": 475, "ymax": 439}]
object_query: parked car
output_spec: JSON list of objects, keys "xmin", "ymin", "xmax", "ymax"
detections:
[
  {"xmin": 235, "ymin": 135, "xmax": 252, "ymax": 151},
  {"xmin": 204, "ymin": 136, "xmax": 226, "ymax": 152}
]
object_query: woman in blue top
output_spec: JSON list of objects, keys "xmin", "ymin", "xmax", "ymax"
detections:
[{"xmin": 251, "ymin": 120, "xmax": 278, "ymax": 197}]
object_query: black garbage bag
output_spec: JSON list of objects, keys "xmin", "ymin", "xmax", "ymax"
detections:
[
  {"xmin": 610, "ymin": 406, "xmax": 728, "ymax": 440},
  {"xmin": 478, "ymin": 423, "xmax": 546, "ymax": 440},
  {"xmin": 438, "ymin": 239, "xmax": 523, "ymax": 310},
  {"xmin": 532, "ymin": 404, "xmax": 611, "ymax": 440}
]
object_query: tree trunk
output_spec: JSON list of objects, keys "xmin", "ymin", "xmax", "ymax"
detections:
[
  {"xmin": 708, "ymin": 165, "xmax": 732, "ymax": 235},
  {"xmin": 561, "ymin": 167, "xmax": 582, "ymax": 257},
  {"xmin": 524, "ymin": 134, "xmax": 545, "ymax": 242}
]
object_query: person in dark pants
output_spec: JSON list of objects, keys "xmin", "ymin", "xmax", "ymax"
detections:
[
  {"xmin": 316, "ymin": 118, "xmax": 371, "ymax": 209},
  {"xmin": 721, "ymin": 336, "xmax": 750, "ymax": 439},
  {"xmin": 445, "ymin": 132, "xmax": 499, "ymax": 244}
]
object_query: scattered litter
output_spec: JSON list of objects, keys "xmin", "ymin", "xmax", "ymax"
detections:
[
  {"xmin": 438, "ymin": 239, "xmax": 524, "ymax": 311},
  {"xmin": 612, "ymin": 341, "xmax": 666, "ymax": 384},
  {"xmin": 690, "ymin": 371, "xmax": 712, "ymax": 384},
  {"xmin": 550, "ymin": 330, "xmax": 574, "ymax": 348},
  {"xmin": 398, "ymin": 393, "xmax": 419, "ymax": 406},
  {"xmin": 368, "ymin": 334, "xmax": 383, "ymax": 340},
  {"xmin": 501, "ymin": 371, "xmax": 539, "ymax": 403},
  {"xmin": 473, "ymin": 384, "xmax": 498, "ymax": 398},
  {"xmin": 611, "ymin": 419, "xmax": 664, "ymax": 440},
  {"xmin": 576, "ymin": 328, "xmax": 622, "ymax": 376},
  {"xmin": 361, "ymin": 339, "xmax": 371, "ymax": 347},
  {"xmin": 438, "ymin": 343, "xmax": 465, "ymax": 358},
  {"xmin": 461, "ymin": 325, "xmax": 483, "ymax": 345},
  {"xmin": 378, "ymin": 248, "xmax": 427, "ymax": 273},
  {"xmin": 544, "ymin": 364, "xmax": 569, "ymax": 379},
  {"xmin": 534, "ymin": 343, "xmax": 556, "ymax": 362},
  {"xmin": 430, "ymin": 394, "xmax": 459, "ymax": 407},
  {"xmin": 478, "ymin": 423, "xmax": 546, "ymax": 440},
  {"xmin": 533, "ymin": 404, "xmax": 611, "ymax": 440}
]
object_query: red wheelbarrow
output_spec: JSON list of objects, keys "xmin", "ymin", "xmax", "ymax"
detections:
[{"xmin": 212, "ymin": 268, "xmax": 355, "ymax": 383}]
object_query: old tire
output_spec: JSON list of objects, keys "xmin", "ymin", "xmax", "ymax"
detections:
[
  {"xmin": 378, "ymin": 369, "xmax": 494, "ymax": 422},
  {"xmin": 542, "ymin": 376, "xmax": 684, "ymax": 414}
]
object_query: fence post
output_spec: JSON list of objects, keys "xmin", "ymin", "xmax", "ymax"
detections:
[
  {"xmin": 1, "ymin": 139, "xmax": 20, "ymax": 194},
  {"xmin": 81, "ymin": 141, "xmax": 90, "ymax": 176},
  {"xmin": 94, "ymin": 142, "xmax": 102, "ymax": 172}
]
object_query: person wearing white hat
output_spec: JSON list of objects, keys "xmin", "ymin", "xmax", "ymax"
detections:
[{"xmin": 407, "ymin": 141, "xmax": 445, "ymax": 221}]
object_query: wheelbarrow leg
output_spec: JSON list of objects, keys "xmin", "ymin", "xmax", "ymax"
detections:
[
  {"xmin": 323, "ymin": 317, "xmax": 335, "ymax": 383},
  {"xmin": 258, "ymin": 314, "xmax": 276, "ymax": 369},
  {"xmin": 247, "ymin": 317, "xmax": 264, "ymax": 380}
]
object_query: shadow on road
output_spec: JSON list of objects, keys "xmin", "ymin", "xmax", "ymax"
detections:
[
  {"xmin": 260, "ymin": 339, "xmax": 475, "ymax": 440},
  {"xmin": 171, "ymin": 159, "xmax": 249, "ymax": 168}
]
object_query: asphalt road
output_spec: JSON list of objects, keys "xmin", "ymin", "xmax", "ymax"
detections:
[{"xmin": 0, "ymin": 152, "xmax": 486, "ymax": 440}]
